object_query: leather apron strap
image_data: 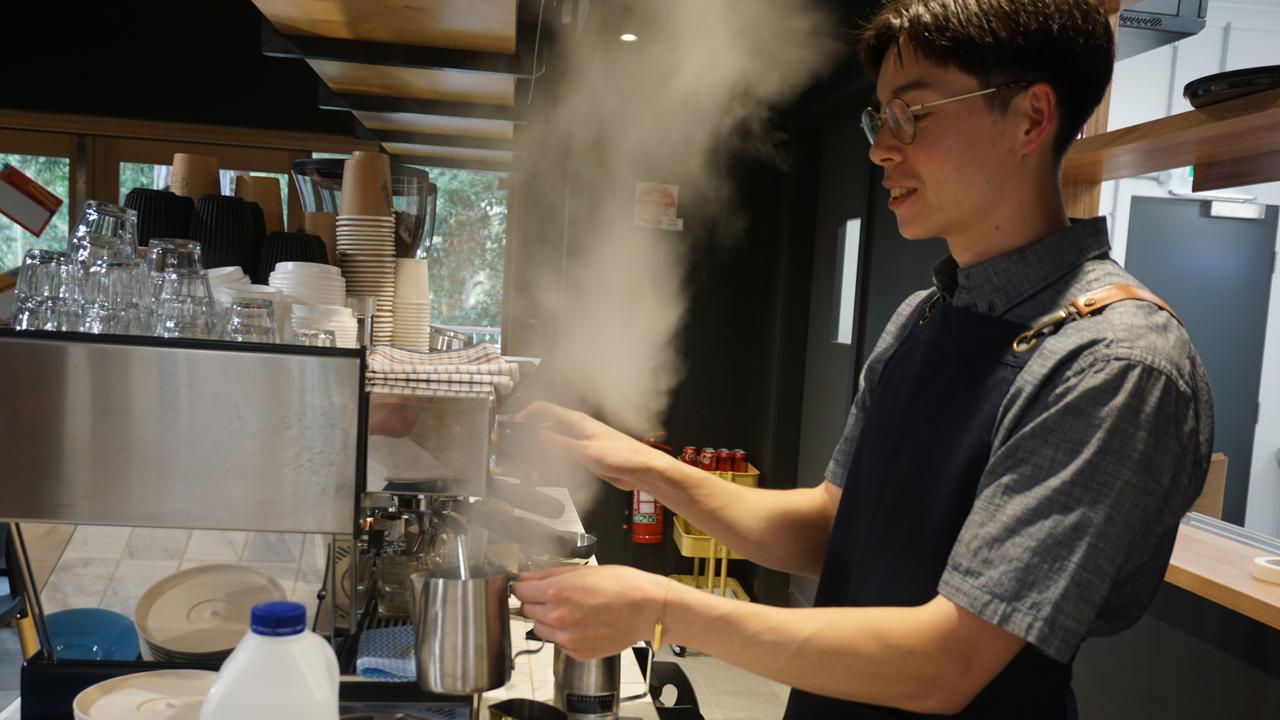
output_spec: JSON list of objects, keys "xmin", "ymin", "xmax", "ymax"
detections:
[{"xmin": 1013, "ymin": 283, "xmax": 1178, "ymax": 353}]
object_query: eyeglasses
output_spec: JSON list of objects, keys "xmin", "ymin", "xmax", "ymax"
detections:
[{"xmin": 860, "ymin": 83, "xmax": 1029, "ymax": 146}]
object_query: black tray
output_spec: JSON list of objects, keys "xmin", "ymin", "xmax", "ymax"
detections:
[{"xmin": 1184, "ymin": 65, "xmax": 1280, "ymax": 109}]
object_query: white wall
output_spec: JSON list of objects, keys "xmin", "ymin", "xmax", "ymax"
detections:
[{"xmin": 1098, "ymin": 0, "xmax": 1280, "ymax": 537}]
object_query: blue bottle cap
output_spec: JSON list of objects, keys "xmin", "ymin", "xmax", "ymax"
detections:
[{"xmin": 249, "ymin": 601, "xmax": 307, "ymax": 636}]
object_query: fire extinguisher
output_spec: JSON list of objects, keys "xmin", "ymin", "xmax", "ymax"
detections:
[{"xmin": 632, "ymin": 432, "xmax": 672, "ymax": 544}]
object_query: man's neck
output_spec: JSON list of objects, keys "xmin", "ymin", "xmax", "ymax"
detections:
[{"xmin": 946, "ymin": 178, "xmax": 1070, "ymax": 268}]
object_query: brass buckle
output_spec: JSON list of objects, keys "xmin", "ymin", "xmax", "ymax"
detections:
[{"xmin": 1012, "ymin": 307, "xmax": 1077, "ymax": 353}]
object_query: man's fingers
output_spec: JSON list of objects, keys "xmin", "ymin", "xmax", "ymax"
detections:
[
  {"xmin": 517, "ymin": 565, "xmax": 584, "ymax": 583},
  {"xmin": 531, "ymin": 621, "xmax": 563, "ymax": 646}
]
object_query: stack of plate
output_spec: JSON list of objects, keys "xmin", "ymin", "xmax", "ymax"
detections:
[
  {"xmin": 134, "ymin": 565, "xmax": 287, "ymax": 664},
  {"xmin": 391, "ymin": 258, "xmax": 430, "ymax": 350},
  {"xmin": 269, "ymin": 261, "xmax": 346, "ymax": 306},
  {"xmin": 336, "ymin": 214, "xmax": 396, "ymax": 345},
  {"xmin": 291, "ymin": 304, "xmax": 359, "ymax": 348},
  {"xmin": 74, "ymin": 669, "xmax": 217, "ymax": 720}
]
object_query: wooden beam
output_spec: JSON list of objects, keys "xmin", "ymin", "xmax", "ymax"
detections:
[
  {"xmin": 1062, "ymin": 12, "xmax": 1117, "ymax": 218},
  {"xmin": 261, "ymin": 17, "xmax": 533, "ymax": 78},
  {"xmin": 319, "ymin": 85, "xmax": 522, "ymax": 122},
  {"xmin": 1192, "ymin": 149, "xmax": 1280, "ymax": 193},
  {"xmin": 1062, "ymin": 88, "xmax": 1280, "ymax": 184},
  {"xmin": 353, "ymin": 110, "xmax": 515, "ymax": 140},
  {"xmin": 0, "ymin": 108, "xmax": 376, "ymax": 154},
  {"xmin": 251, "ymin": 0, "xmax": 518, "ymax": 55},
  {"xmin": 306, "ymin": 59, "xmax": 516, "ymax": 106},
  {"xmin": 359, "ymin": 127, "xmax": 518, "ymax": 152},
  {"xmin": 382, "ymin": 141, "xmax": 513, "ymax": 164},
  {"xmin": 388, "ymin": 154, "xmax": 514, "ymax": 174}
]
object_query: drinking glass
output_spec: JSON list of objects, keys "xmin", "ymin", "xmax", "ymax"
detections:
[
  {"xmin": 145, "ymin": 239, "xmax": 205, "ymax": 304},
  {"xmin": 376, "ymin": 551, "xmax": 426, "ymax": 617},
  {"xmin": 222, "ymin": 298, "xmax": 277, "ymax": 343},
  {"xmin": 294, "ymin": 328, "xmax": 336, "ymax": 347},
  {"xmin": 68, "ymin": 200, "xmax": 137, "ymax": 267},
  {"xmin": 80, "ymin": 258, "xmax": 149, "ymax": 335},
  {"xmin": 12, "ymin": 249, "xmax": 81, "ymax": 331},
  {"xmin": 154, "ymin": 270, "xmax": 215, "ymax": 339}
]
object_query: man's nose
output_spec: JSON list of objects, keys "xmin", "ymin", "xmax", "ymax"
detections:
[{"xmin": 868, "ymin": 129, "xmax": 904, "ymax": 167}]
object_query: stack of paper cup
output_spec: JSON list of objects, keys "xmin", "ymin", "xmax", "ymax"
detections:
[
  {"xmin": 391, "ymin": 258, "xmax": 430, "ymax": 349},
  {"xmin": 337, "ymin": 152, "xmax": 395, "ymax": 345},
  {"xmin": 291, "ymin": 304, "xmax": 359, "ymax": 348}
]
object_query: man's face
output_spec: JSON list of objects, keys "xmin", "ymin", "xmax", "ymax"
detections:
[{"xmin": 869, "ymin": 44, "xmax": 1019, "ymax": 243}]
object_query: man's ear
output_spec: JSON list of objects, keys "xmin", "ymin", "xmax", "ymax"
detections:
[{"xmin": 1017, "ymin": 82, "xmax": 1057, "ymax": 158}]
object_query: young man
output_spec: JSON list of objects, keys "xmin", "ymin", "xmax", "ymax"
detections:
[{"xmin": 513, "ymin": 1, "xmax": 1213, "ymax": 716}]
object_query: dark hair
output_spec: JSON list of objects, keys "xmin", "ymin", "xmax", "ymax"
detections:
[{"xmin": 858, "ymin": 0, "xmax": 1114, "ymax": 160}]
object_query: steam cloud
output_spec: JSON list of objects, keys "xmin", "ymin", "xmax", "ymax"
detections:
[{"xmin": 524, "ymin": 1, "xmax": 842, "ymax": 435}]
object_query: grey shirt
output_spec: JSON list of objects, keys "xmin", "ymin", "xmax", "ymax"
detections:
[{"xmin": 825, "ymin": 217, "xmax": 1214, "ymax": 663}]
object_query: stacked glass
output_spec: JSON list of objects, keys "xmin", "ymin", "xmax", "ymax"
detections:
[{"xmin": 8, "ymin": 199, "xmax": 331, "ymax": 346}]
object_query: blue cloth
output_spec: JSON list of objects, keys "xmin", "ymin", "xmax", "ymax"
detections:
[{"xmin": 356, "ymin": 625, "xmax": 417, "ymax": 682}]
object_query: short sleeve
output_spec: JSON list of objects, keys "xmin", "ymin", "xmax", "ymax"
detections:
[{"xmin": 938, "ymin": 355, "xmax": 1207, "ymax": 663}]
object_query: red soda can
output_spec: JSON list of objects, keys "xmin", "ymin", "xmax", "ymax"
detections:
[
  {"xmin": 732, "ymin": 449, "xmax": 748, "ymax": 473},
  {"xmin": 716, "ymin": 448, "xmax": 732, "ymax": 472},
  {"xmin": 680, "ymin": 446, "xmax": 698, "ymax": 465},
  {"xmin": 697, "ymin": 447, "xmax": 717, "ymax": 471},
  {"xmin": 631, "ymin": 489, "xmax": 664, "ymax": 544}
]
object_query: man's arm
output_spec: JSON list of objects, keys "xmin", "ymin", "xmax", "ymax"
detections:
[
  {"xmin": 644, "ymin": 458, "xmax": 842, "ymax": 577},
  {"xmin": 514, "ymin": 567, "xmax": 1025, "ymax": 715},
  {"xmin": 517, "ymin": 401, "xmax": 841, "ymax": 577}
]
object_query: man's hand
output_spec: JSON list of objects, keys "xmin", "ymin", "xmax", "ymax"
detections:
[
  {"xmin": 512, "ymin": 565, "xmax": 668, "ymax": 660},
  {"xmin": 515, "ymin": 401, "xmax": 676, "ymax": 492}
]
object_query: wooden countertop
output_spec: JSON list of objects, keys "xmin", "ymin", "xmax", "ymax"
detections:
[{"xmin": 1165, "ymin": 521, "xmax": 1280, "ymax": 630}]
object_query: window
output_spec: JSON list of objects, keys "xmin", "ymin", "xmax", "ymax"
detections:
[
  {"xmin": 0, "ymin": 152, "xmax": 71, "ymax": 271},
  {"xmin": 832, "ymin": 218, "xmax": 863, "ymax": 345}
]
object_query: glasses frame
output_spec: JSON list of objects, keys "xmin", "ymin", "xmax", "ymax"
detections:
[{"xmin": 861, "ymin": 82, "xmax": 1030, "ymax": 146}]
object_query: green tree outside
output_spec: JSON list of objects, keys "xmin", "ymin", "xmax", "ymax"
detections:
[{"xmin": 422, "ymin": 167, "xmax": 506, "ymax": 330}]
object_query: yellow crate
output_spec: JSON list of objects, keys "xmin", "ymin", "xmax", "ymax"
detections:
[
  {"xmin": 670, "ymin": 574, "xmax": 749, "ymax": 602},
  {"xmin": 711, "ymin": 462, "xmax": 760, "ymax": 488},
  {"xmin": 673, "ymin": 516, "xmax": 744, "ymax": 560}
]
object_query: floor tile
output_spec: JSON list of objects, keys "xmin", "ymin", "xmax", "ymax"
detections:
[
  {"xmin": 61, "ymin": 525, "xmax": 132, "ymax": 560},
  {"xmin": 124, "ymin": 529, "xmax": 190, "ymax": 561},
  {"xmin": 0, "ymin": 629, "xmax": 20, "ymax": 692},
  {"xmin": 184, "ymin": 531, "xmax": 247, "ymax": 560},
  {"xmin": 16, "ymin": 523, "xmax": 76, "ymax": 590},
  {"xmin": 242, "ymin": 532, "xmax": 303, "ymax": 563}
]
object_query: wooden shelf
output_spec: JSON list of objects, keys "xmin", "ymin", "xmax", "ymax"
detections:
[
  {"xmin": 1165, "ymin": 523, "xmax": 1280, "ymax": 630},
  {"xmin": 1062, "ymin": 88, "xmax": 1280, "ymax": 185}
]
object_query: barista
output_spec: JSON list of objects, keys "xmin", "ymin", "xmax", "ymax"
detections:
[{"xmin": 513, "ymin": 1, "xmax": 1214, "ymax": 717}]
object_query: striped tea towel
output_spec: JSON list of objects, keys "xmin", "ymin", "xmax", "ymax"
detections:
[{"xmin": 366, "ymin": 342, "xmax": 519, "ymax": 396}]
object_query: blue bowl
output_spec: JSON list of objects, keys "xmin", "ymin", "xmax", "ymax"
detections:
[{"xmin": 46, "ymin": 608, "xmax": 141, "ymax": 661}]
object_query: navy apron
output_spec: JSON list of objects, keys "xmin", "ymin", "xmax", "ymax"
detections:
[{"xmin": 783, "ymin": 295, "xmax": 1074, "ymax": 719}]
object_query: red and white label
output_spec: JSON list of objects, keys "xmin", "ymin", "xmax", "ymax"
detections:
[{"xmin": 634, "ymin": 182, "xmax": 683, "ymax": 231}]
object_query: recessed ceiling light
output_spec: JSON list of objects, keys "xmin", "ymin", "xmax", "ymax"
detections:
[{"xmin": 620, "ymin": 33, "xmax": 639, "ymax": 42}]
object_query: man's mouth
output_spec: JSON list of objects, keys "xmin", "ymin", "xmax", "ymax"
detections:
[{"xmin": 889, "ymin": 187, "xmax": 916, "ymax": 199}]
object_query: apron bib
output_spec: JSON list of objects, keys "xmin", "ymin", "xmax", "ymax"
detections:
[{"xmin": 784, "ymin": 296, "xmax": 1074, "ymax": 719}]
